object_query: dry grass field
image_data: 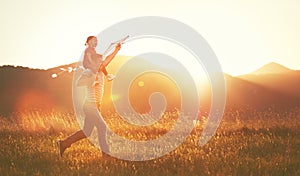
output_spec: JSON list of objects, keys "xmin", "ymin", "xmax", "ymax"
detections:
[{"xmin": 0, "ymin": 107, "xmax": 300, "ymax": 175}]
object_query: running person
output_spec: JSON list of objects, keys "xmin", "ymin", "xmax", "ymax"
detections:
[{"xmin": 57, "ymin": 41, "xmax": 121, "ymax": 157}]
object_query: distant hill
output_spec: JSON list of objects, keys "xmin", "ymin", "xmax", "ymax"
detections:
[
  {"xmin": 0, "ymin": 64, "xmax": 75, "ymax": 115},
  {"xmin": 239, "ymin": 72, "xmax": 300, "ymax": 100},
  {"xmin": 250, "ymin": 62, "xmax": 292, "ymax": 75},
  {"xmin": 225, "ymin": 74, "xmax": 300, "ymax": 109},
  {"xmin": 0, "ymin": 61, "xmax": 300, "ymax": 116},
  {"xmin": 190, "ymin": 62, "xmax": 300, "ymax": 114},
  {"xmin": 0, "ymin": 56, "xmax": 184, "ymax": 116}
]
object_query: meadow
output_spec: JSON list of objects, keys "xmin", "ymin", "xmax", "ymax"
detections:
[{"xmin": 0, "ymin": 107, "xmax": 300, "ymax": 176}]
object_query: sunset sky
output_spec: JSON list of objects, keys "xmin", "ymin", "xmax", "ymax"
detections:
[{"xmin": 1, "ymin": 0, "xmax": 299, "ymax": 76}]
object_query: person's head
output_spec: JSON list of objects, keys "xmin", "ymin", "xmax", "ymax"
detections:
[{"xmin": 85, "ymin": 36, "xmax": 97, "ymax": 47}]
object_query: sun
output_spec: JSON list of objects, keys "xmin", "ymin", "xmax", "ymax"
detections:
[{"xmin": 138, "ymin": 81, "xmax": 144, "ymax": 87}]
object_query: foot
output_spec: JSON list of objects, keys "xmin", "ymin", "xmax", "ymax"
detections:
[
  {"xmin": 107, "ymin": 74, "xmax": 115, "ymax": 81},
  {"xmin": 57, "ymin": 140, "xmax": 67, "ymax": 157}
]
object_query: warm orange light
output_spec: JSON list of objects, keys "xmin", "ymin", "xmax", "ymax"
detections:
[{"xmin": 15, "ymin": 90, "xmax": 54, "ymax": 112}]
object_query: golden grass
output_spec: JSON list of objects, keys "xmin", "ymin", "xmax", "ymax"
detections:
[
  {"xmin": 11, "ymin": 110, "xmax": 79, "ymax": 133},
  {"xmin": 0, "ymin": 107, "xmax": 300, "ymax": 175}
]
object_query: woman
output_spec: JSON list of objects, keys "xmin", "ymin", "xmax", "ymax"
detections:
[{"xmin": 57, "ymin": 36, "xmax": 121, "ymax": 157}]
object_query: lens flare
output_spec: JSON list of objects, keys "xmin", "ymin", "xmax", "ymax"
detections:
[{"xmin": 138, "ymin": 81, "xmax": 144, "ymax": 87}]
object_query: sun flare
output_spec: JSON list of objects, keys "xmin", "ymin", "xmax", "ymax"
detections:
[{"xmin": 138, "ymin": 81, "xmax": 145, "ymax": 87}]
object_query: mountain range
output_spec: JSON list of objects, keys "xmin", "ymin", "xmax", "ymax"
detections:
[{"xmin": 0, "ymin": 60, "xmax": 299, "ymax": 116}]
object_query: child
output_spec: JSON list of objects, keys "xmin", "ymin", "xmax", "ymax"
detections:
[{"xmin": 83, "ymin": 36, "xmax": 115, "ymax": 81}]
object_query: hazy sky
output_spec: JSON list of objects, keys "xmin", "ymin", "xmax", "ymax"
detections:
[{"xmin": 1, "ymin": 0, "xmax": 299, "ymax": 75}]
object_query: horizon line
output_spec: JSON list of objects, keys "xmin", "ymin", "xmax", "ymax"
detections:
[{"xmin": 0, "ymin": 61, "xmax": 298, "ymax": 77}]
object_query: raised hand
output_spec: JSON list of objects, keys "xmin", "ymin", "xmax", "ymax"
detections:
[{"xmin": 115, "ymin": 43, "xmax": 121, "ymax": 51}]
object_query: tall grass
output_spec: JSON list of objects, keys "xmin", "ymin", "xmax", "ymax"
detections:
[
  {"xmin": 10, "ymin": 110, "xmax": 79, "ymax": 133},
  {"xmin": 0, "ymin": 107, "xmax": 300, "ymax": 175}
]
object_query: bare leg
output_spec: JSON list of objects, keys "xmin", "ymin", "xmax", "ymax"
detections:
[
  {"xmin": 98, "ymin": 64, "xmax": 115, "ymax": 81},
  {"xmin": 99, "ymin": 64, "xmax": 108, "ymax": 76}
]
